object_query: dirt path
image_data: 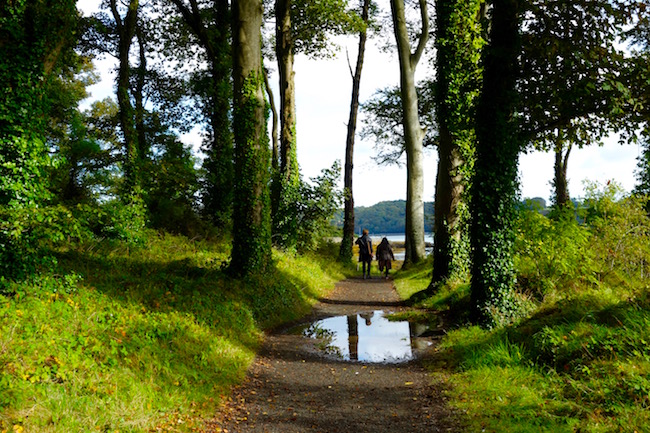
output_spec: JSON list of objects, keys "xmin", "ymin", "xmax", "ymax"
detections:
[{"xmin": 211, "ymin": 277, "xmax": 458, "ymax": 433}]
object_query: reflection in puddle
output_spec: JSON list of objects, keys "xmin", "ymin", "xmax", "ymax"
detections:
[{"xmin": 298, "ymin": 310, "xmax": 432, "ymax": 363}]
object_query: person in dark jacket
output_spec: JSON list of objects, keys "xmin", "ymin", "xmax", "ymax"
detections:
[
  {"xmin": 376, "ymin": 237, "xmax": 395, "ymax": 279},
  {"xmin": 355, "ymin": 229, "xmax": 373, "ymax": 279}
]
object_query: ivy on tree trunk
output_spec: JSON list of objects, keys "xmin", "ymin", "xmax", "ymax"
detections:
[
  {"xmin": 229, "ymin": 0, "xmax": 272, "ymax": 276},
  {"xmin": 470, "ymin": 0, "xmax": 522, "ymax": 326},
  {"xmin": 430, "ymin": 0, "xmax": 484, "ymax": 287}
]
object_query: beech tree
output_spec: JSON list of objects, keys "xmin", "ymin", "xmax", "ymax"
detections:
[
  {"xmin": 470, "ymin": 0, "xmax": 522, "ymax": 325},
  {"xmin": 430, "ymin": 0, "xmax": 484, "ymax": 286},
  {"xmin": 389, "ymin": 0, "xmax": 429, "ymax": 266},
  {"xmin": 339, "ymin": 0, "xmax": 372, "ymax": 263},
  {"xmin": 166, "ymin": 0, "xmax": 234, "ymax": 224},
  {"xmin": 229, "ymin": 0, "xmax": 272, "ymax": 276},
  {"xmin": 272, "ymin": 0, "xmax": 361, "ymax": 250}
]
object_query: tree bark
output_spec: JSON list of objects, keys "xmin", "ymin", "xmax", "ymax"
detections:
[
  {"xmin": 263, "ymin": 66, "xmax": 279, "ymax": 170},
  {"xmin": 470, "ymin": 0, "xmax": 522, "ymax": 325},
  {"xmin": 339, "ymin": 0, "xmax": 371, "ymax": 263},
  {"xmin": 170, "ymin": 0, "xmax": 233, "ymax": 222},
  {"xmin": 135, "ymin": 21, "xmax": 147, "ymax": 161},
  {"xmin": 429, "ymin": 0, "xmax": 483, "ymax": 287},
  {"xmin": 390, "ymin": 0, "xmax": 428, "ymax": 267},
  {"xmin": 271, "ymin": 0, "xmax": 301, "ymax": 249},
  {"xmin": 110, "ymin": 0, "xmax": 140, "ymax": 194},
  {"xmin": 229, "ymin": 0, "xmax": 272, "ymax": 276},
  {"xmin": 553, "ymin": 131, "xmax": 572, "ymax": 208},
  {"xmin": 432, "ymin": 123, "xmax": 466, "ymax": 282},
  {"xmin": 275, "ymin": 0, "xmax": 297, "ymax": 181}
]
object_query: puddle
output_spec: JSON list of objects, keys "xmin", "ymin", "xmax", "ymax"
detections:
[{"xmin": 293, "ymin": 310, "xmax": 433, "ymax": 363}]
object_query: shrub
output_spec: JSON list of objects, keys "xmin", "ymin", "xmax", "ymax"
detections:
[
  {"xmin": 583, "ymin": 180, "xmax": 650, "ymax": 285},
  {"xmin": 514, "ymin": 205, "xmax": 594, "ymax": 298}
]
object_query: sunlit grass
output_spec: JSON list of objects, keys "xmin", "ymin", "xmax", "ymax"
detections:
[{"xmin": 0, "ymin": 234, "xmax": 345, "ymax": 432}]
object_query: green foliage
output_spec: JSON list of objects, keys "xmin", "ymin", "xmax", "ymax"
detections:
[
  {"xmin": 515, "ymin": 206, "xmax": 594, "ymax": 297},
  {"xmin": 0, "ymin": 234, "xmax": 345, "ymax": 432},
  {"xmin": 360, "ymin": 84, "xmax": 437, "ymax": 164},
  {"xmin": 273, "ymin": 162, "xmax": 342, "ymax": 253},
  {"xmin": 294, "ymin": 162, "xmax": 343, "ymax": 253},
  {"xmin": 583, "ymin": 181, "xmax": 650, "ymax": 285},
  {"xmin": 102, "ymin": 192, "xmax": 149, "ymax": 245},
  {"xmin": 0, "ymin": 135, "xmax": 56, "ymax": 283},
  {"xmin": 291, "ymin": 0, "xmax": 366, "ymax": 58},
  {"xmin": 0, "ymin": 0, "xmax": 79, "ymax": 285},
  {"xmin": 141, "ymin": 120, "xmax": 202, "ymax": 236},
  {"xmin": 409, "ymin": 180, "xmax": 650, "ymax": 432}
]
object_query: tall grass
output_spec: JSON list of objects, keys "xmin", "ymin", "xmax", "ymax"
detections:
[{"xmin": 0, "ymin": 233, "xmax": 346, "ymax": 432}]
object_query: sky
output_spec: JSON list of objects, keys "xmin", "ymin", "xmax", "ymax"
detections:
[{"xmin": 77, "ymin": 0, "xmax": 641, "ymax": 208}]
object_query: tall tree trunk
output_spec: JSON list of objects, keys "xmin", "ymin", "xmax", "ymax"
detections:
[
  {"xmin": 390, "ymin": 0, "xmax": 428, "ymax": 267},
  {"xmin": 229, "ymin": 0, "xmax": 271, "ymax": 276},
  {"xmin": 110, "ymin": 0, "xmax": 140, "ymax": 194},
  {"xmin": 263, "ymin": 66, "xmax": 279, "ymax": 170},
  {"xmin": 208, "ymin": 0, "xmax": 234, "ymax": 222},
  {"xmin": 470, "ymin": 0, "xmax": 522, "ymax": 325},
  {"xmin": 272, "ymin": 0, "xmax": 301, "ymax": 249},
  {"xmin": 135, "ymin": 21, "xmax": 147, "ymax": 161},
  {"xmin": 170, "ymin": 0, "xmax": 233, "ymax": 223},
  {"xmin": 432, "ymin": 124, "xmax": 467, "ymax": 282},
  {"xmin": 553, "ymin": 131, "xmax": 571, "ymax": 208},
  {"xmin": 429, "ymin": 0, "xmax": 483, "ymax": 287},
  {"xmin": 339, "ymin": 0, "xmax": 371, "ymax": 263}
]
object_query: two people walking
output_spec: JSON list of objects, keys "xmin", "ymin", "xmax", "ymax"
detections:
[{"xmin": 355, "ymin": 229, "xmax": 395, "ymax": 279}]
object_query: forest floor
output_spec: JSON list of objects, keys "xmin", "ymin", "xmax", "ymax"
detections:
[{"xmin": 210, "ymin": 276, "xmax": 461, "ymax": 433}]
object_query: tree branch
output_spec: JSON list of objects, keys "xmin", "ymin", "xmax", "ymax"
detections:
[{"xmin": 411, "ymin": 0, "xmax": 429, "ymax": 69}]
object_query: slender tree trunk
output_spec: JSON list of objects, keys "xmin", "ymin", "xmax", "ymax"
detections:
[
  {"xmin": 272, "ymin": 0, "xmax": 301, "ymax": 248},
  {"xmin": 339, "ymin": 0, "xmax": 371, "ymax": 263},
  {"xmin": 276, "ymin": 0, "xmax": 297, "ymax": 181},
  {"xmin": 135, "ymin": 22, "xmax": 147, "ymax": 161},
  {"xmin": 229, "ymin": 0, "xmax": 271, "ymax": 276},
  {"xmin": 110, "ymin": 0, "xmax": 140, "ymax": 194},
  {"xmin": 390, "ymin": 0, "xmax": 428, "ymax": 267},
  {"xmin": 470, "ymin": 0, "xmax": 522, "ymax": 325},
  {"xmin": 263, "ymin": 66, "xmax": 279, "ymax": 171},
  {"xmin": 553, "ymin": 131, "xmax": 571, "ymax": 208},
  {"xmin": 170, "ymin": 0, "xmax": 233, "ymax": 223}
]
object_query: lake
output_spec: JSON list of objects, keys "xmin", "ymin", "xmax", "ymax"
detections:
[{"xmin": 367, "ymin": 233, "xmax": 433, "ymax": 261}]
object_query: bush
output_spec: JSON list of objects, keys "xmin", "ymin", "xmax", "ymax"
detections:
[
  {"xmin": 583, "ymin": 181, "xmax": 650, "ymax": 285},
  {"xmin": 514, "ymin": 206, "xmax": 594, "ymax": 298}
]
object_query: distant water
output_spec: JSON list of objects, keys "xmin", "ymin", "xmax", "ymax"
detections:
[
  {"xmin": 366, "ymin": 233, "xmax": 433, "ymax": 261},
  {"xmin": 368, "ymin": 233, "xmax": 434, "ymax": 244}
]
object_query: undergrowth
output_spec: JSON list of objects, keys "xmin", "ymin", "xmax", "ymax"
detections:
[
  {"xmin": 395, "ymin": 183, "xmax": 650, "ymax": 432},
  {"xmin": 0, "ymin": 233, "xmax": 346, "ymax": 432}
]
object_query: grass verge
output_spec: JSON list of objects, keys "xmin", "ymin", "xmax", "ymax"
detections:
[
  {"xmin": 393, "ymin": 260, "xmax": 650, "ymax": 433},
  {"xmin": 0, "ymin": 234, "xmax": 346, "ymax": 432}
]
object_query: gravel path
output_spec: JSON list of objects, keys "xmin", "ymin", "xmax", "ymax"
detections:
[{"xmin": 211, "ymin": 277, "xmax": 459, "ymax": 433}]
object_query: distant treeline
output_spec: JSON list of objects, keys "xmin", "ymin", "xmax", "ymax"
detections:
[
  {"xmin": 333, "ymin": 197, "xmax": 552, "ymax": 234},
  {"xmin": 332, "ymin": 200, "xmax": 434, "ymax": 234}
]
